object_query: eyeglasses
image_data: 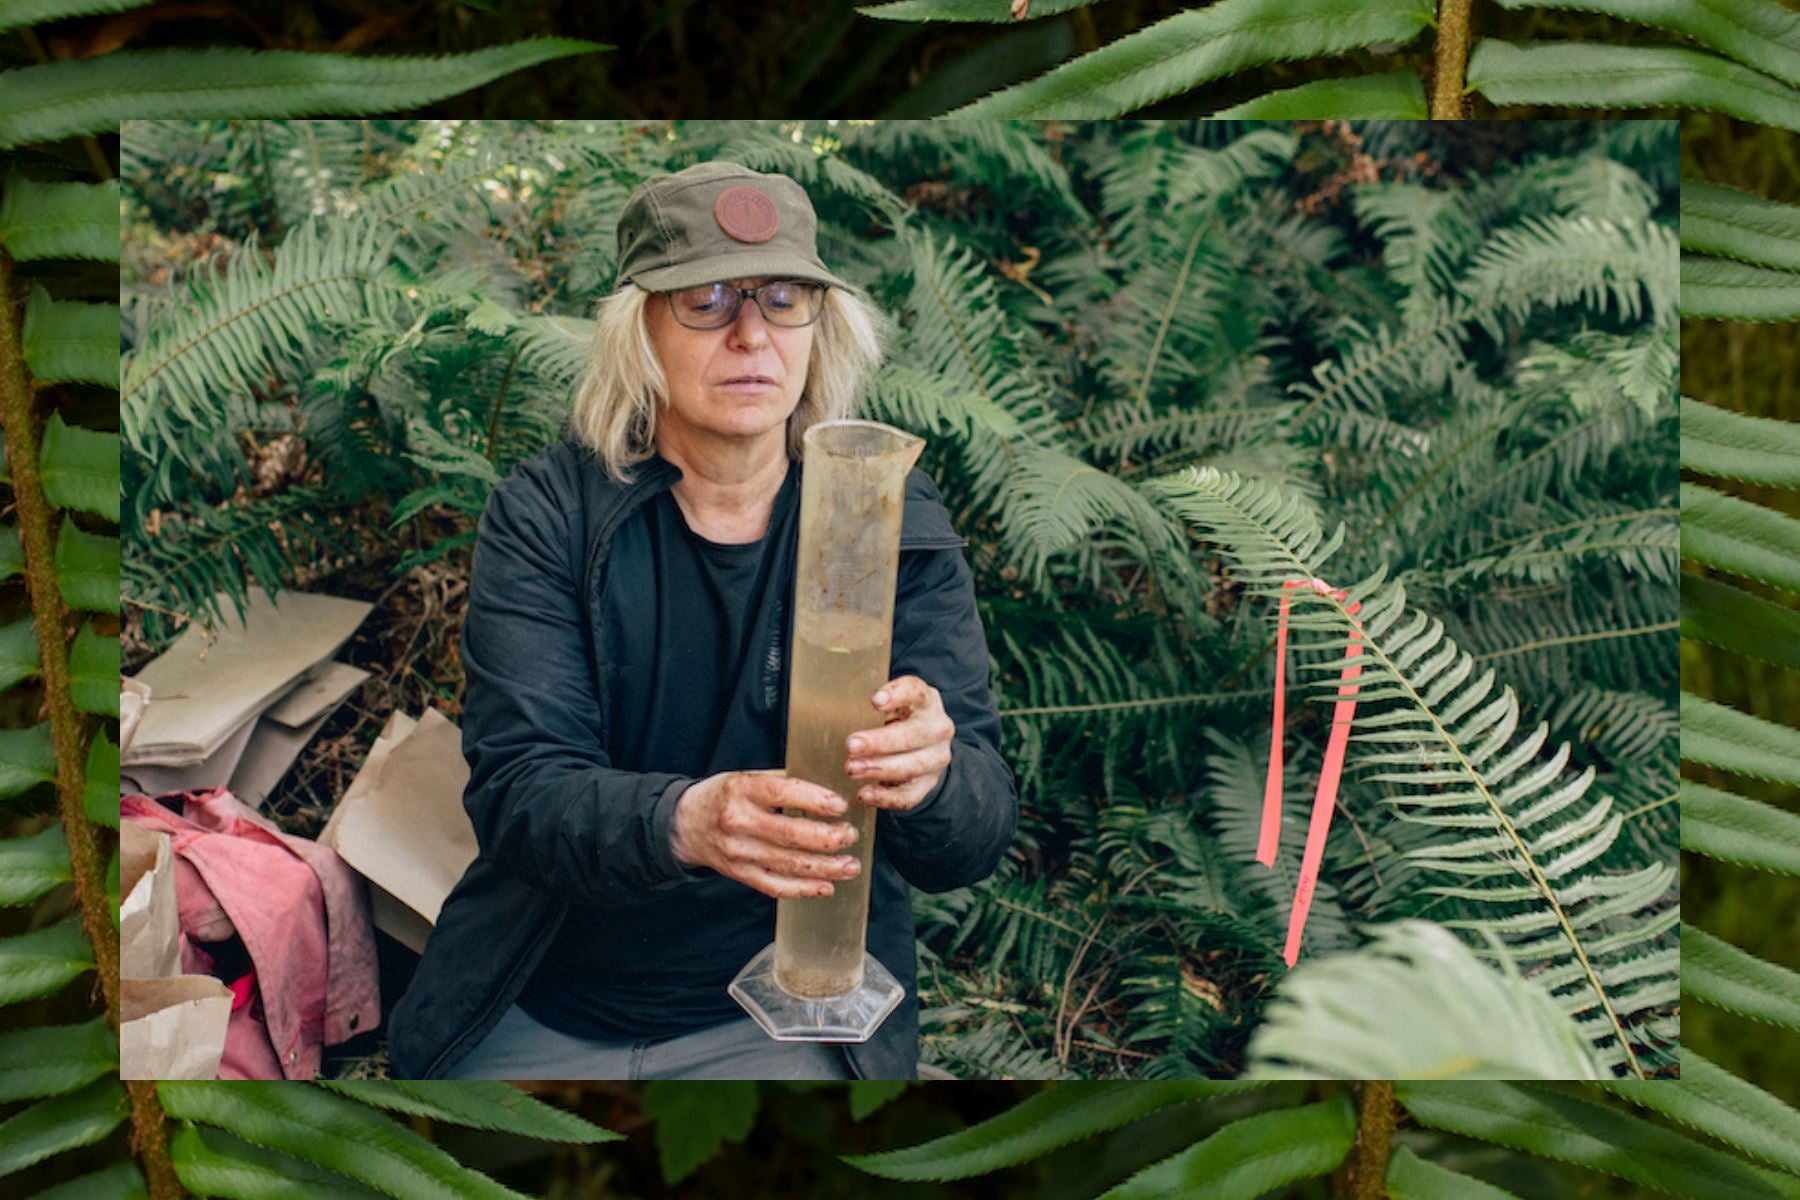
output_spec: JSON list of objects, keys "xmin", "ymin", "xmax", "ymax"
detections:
[{"xmin": 665, "ymin": 280, "xmax": 827, "ymax": 330}]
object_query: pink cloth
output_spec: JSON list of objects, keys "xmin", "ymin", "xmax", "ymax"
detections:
[{"xmin": 120, "ymin": 787, "xmax": 379, "ymax": 1079}]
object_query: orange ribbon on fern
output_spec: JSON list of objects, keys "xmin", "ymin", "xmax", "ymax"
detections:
[{"xmin": 1258, "ymin": 577, "xmax": 1364, "ymax": 967}]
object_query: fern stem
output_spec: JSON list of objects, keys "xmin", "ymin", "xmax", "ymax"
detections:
[
  {"xmin": 1431, "ymin": 0, "xmax": 1473, "ymax": 119},
  {"xmin": 999, "ymin": 687, "xmax": 1262, "ymax": 717},
  {"xmin": 1470, "ymin": 618, "xmax": 1679, "ymax": 662},
  {"xmin": 1338, "ymin": 1080, "xmax": 1396, "ymax": 1200},
  {"xmin": 1, "ymin": 249, "xmax": 185, "ymax": 1199},
  {"xmin": 487, "ymin": 344, "xmax": 524, "ymax": 458},
  {"xmin": 1618, "ymin": 790, "xmax": 1679, "ymax": 822},
  {"xmin": 1131, "ymin": 214, "xmax": 1214, "ymax": 427}
]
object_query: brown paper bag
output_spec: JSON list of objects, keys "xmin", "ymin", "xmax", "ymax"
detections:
[
  {"xmin": 120, "ymin": 976, "xmax": 232, "ymax": 1079},
  {"xmin": 119, "ymin": 821, "xmax": 179, "ymax": 980},
  {"xmin": 320, "ymin": 708, "xmax": 475, "ymax": 954}
]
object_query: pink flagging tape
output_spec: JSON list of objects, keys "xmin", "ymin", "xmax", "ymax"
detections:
[{"xmin": 1256, "ymin": 578, "xmax": 1364, "ymax": 967}]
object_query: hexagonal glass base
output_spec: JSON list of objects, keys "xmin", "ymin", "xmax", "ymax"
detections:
[{"xmin": 727, "ymin": 943, "xmax": 903, "ymax": 1043}]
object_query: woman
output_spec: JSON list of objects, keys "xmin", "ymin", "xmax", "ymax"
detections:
[{"xmin": 388, "ymin": 161, "xmax": 1018, "ymax": 1080}]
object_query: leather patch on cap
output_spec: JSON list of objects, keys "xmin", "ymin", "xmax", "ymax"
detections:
[{"xmin": 714, "ymin": 187, "xmax": 779, "ymax": 243}]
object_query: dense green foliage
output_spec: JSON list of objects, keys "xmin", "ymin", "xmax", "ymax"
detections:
[
  {"xmin": 864, "ymin": 0, "xmax": 1800, "ymax": 121},
  {"xmin": 4, "ymin": 0, "xmax": 1799, "ymax": 125},
  {"xmin": 119, "ymin": 119, "xmax": 1680, "ymax": 1084},
  {"xmin": 0, "ymin": 0, "xmax": 606, "ymax": 151},
  {"xmin": 1675, "ymin": 112, "xmax": 1800, "ymax": 1157}
]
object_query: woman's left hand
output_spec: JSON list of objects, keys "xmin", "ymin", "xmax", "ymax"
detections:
[{"xmin": 844, "ymin": 675, "xmax": 955, "ymax": 812}]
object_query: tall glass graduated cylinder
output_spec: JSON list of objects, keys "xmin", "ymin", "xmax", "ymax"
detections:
[{"xmin": 773, "ymin": 420, "xmax": 924, "ymax": 999}]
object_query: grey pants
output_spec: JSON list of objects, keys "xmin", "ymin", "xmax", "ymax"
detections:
[{"xmin": 442, "ymin": 1002, "xmax": 855, "ymax": 1080}]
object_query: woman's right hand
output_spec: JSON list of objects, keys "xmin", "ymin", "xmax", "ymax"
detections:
[{"xmin": 669, "ymin": 769, "xmax": 862, "ymax": 899}]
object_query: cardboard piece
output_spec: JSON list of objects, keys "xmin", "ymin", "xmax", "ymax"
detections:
[
  {"xmin": 263, "ymin": 661, "xmax": 371, "ymax": 728},
  {"xmin": 120, "ymin": 975, "xmax": 233, "ymax": 1079},
  {"xmin": 121, "ymin": 677, "xmax": 152, "ymax": 757},
  {"xmin": 126, "ymin": 586, "xmax": 373, "ymax": 766},
  {"xmin": 119, "ymin": 821, "xmax": 179, "ymax": 981},
  {"xmin": 228, "ymin": 662, "xmax": 371, "ymax": 809},
  {"xmin": 320, "ymin": 708, "xmax": 475, "ymax": 954},
  {"xmin": 120, "ymin": 712, "xmax": 258, "ymax": 800}
]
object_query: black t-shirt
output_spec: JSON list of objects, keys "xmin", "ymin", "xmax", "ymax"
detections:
[{"xmin": 515, "ymin": 461, "xmax": 805, "ymax": 1041}]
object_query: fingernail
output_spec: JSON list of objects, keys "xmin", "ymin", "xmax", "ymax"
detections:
[
  {"xmin": 874, "ymin": 690, "xmax": 889, "ymax": 705},
  {"xmin": 847, "ymin": 736, "xmax": 865, "ymax": 751}
]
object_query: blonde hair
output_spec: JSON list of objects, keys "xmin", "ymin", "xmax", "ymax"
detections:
[{"xmin": 569, "ymin": 281, "xmax": 888, "ymax": 483}]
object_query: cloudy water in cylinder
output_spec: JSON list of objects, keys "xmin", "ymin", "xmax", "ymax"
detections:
[{"xmin": 775, "ymin": 610, "xmax": 890, "ymax": 997}]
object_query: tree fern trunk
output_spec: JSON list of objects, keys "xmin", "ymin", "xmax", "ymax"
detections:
[
  {"xmin": 1, "ymin": 233, "xmax": 184, "ymax": 1200},
  {"xmin": 1431, "ymin": 0, "xmax": 1473, "ymax": 119}
]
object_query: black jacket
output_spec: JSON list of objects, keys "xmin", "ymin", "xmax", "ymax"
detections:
[{"xmin": 388, "ymin": 429, "xmax": 1018, "ymax": 1078}]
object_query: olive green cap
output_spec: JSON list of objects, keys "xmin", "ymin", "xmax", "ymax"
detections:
[{"xmin": 614, "ymin": 160, "xmax": 851, "ymax": 293}]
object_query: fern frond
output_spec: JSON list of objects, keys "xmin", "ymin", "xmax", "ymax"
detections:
[
  {"xmin": 120, "ymin": 218, "xmax": 400, "ymax": 474},
  {"xmin": 1680, "ymin": 177, "xmax": 1800, "ymax": 271},
  {"xmin": 1244, "ymin": 920, "xmax": 1606, "ymax": 1078},
  {"xmin": 937, "ymin": 0, "xmax": 1434, "ymax": 119},
  {"xmin": 1494, "ymin": 0, "xmax": 1800, "ymax": 89},
  {"xmin": 1149, "ymin": 466, "xmax": 1678, "ymax": 1076}
]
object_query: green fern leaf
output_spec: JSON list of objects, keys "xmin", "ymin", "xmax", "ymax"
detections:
[
  {"xmin": 82, "ymin": 734, "xmax": 119, "ymax": 830},
  {"xmin": 158, "ymin": 1082, "xmax": 533, "ymax": 1200},
  {"xmin": 0, "ymin": 527, "xmax": 21, "ymax": 582},
  {"xmin": 0, "ymin": 42, "xmax": 611, "ymax": 149},
  {"xmin": 1605, "ymin": 1048, "xmax": 1800, "ymax": 1177},
  {"xmin": 0, "ymin": 1077, "xmax": 127, "ymax": 1180},
  {"xmin": 0, "ymin": 0, "xmax": 153, "ymax": 34},
  {"xmin": 1682, "ymin": 923, "xmax": 1800, "ymax": 1032},
  {"xmin": 0, "ymin": 170, "xmax": 120, "ymax": 263},
  {"xmin": 1680, "ymin": 178, "xmax": 1800, "ymax": 270},
  {"xmin": 169, "ymin": 1124, "xmax": 388, "ymax": 1200},
  {"xmin": 1679, "ymin": 573, "xmax": 1800, "ymax": 670},
  {"xmin": 1681, "ymin": 254, "xmax": 1800, "ymax": 321},
  {"xmin": 943, "ymin": 0, "xmax": 1433, "ymax": 118},
  {"xmin": 0, "ymin": 916, "xmax": 92, "ymax": 1006},
  {"xmin": 848, "ymin": 1080, "xmax": 909, "ymax": 1119},
  {"xmin": 1095, "ymin": 1094, "xmax": 1354, "ymax": 1200},
  {"xmin": 1467, "ymin": 40, "xmax": 1800, "ymax": 130},
  {"xmin": 0, "ymin": 617, "xmax": 37, "ymax": 693},
  {"xmin": 1680, "ymin": 691, "xmax": 1800, "ymax": 786},
  {"xmin": 858, "ymin": 0, "xmax": 1099, "ymax": 20},
  {"xmin": 68, "ymin": 624, "xmax": 117, "ymax": 718},
  {"xmin": 1492, "ymin": 0, "xmax": 1800, "ymax": 88},
  {"xmin": 1681, "ymin": 396, "xmax": 1800, "ymax": 484},
  {"xmin": 0, "ymin": 1017, "xmax": 113, "ymax": 1104},
  {"xmin": 39, "ymin": 412, "xmax": 121, "ymax": 523},
  {"xmin": 640, "ymin": 1081, "xmax": 760, "ymax": 1185},
  {"xmin": 52, "ymin": 522, "xmax": 117, "ymax": 615},
  {"xmin": 0, "ymin": 724, "xmax": 57, "ymax": 799},
  {"xmin": 1681, "ymin": 481, "xmax": 1800, "ymax": 592},
  {"xmin": 314, "ymin": 1082, "xmax": 620, "ymax": 1143},
  {"xmin": 1680, "ymin": 779, "xmax": 1800, "ymax": 874},
  {"xmin": 0, "ymin": 823, "xmax": 71, "ymax": 907},
  {"xmin": 845, "ymin": 1082, "xmax": 1259, "ymax": 1180},
  {"xmin": 1385, "ymin": 1144, "xmax": 1524, "ymax": 1200},
  {"xmin": 1396, "ymin": 1081, "xmax": 1800, "ymax": 1200},
  {"xmin": 25, "ymin": 1160, "xmax": 147, "ymax": 1200},
  {"xmin": 1243, "ymin": 921, "xmax": 1605, "ymax": 1079},
  {"xmin": 20, "ymin": 286, "xmax": 117, "ymax": 388},
  {"xmin": 1214, "ymin": 70, "xmax": 1428, "ymax": 119}
]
